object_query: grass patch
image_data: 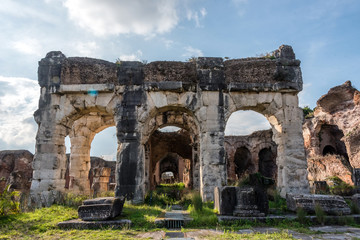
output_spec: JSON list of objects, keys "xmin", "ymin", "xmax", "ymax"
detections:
[
  {"xmin": 121, "ymin": 203, "xmax": 164, "ymax": 229},
  {"xmin": 208, "ymin": 230, "xmax": 296, "ymax": 239},
  {"xmin": 186, "ymin": 204, "xmax": 218, "ymax": 228}
]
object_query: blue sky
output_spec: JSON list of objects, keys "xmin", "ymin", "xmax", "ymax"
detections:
[{"xmin": 0, "ymin": 0, "xmax": 359, "ymax": 158}]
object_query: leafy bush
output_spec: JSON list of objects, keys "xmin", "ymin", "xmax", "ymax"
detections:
[
  {"xmin": 61, "ymin": 192, "xmax": 90, "ymax": 208},
  {"xmin": 191, "ymin": 192, "xmax": 203, "ymax": 212},
  {"xmin": 0, "ymin": 185, "xmax": 20, "ymax": 216},
  {"xmin": 268, "ymin": 189, "xmax": 287, "ymax": 214},
  {"xmin": 144, "ymin": 183, "xmax": 186, "ymax": 207},
  {"xmin": 302, "ymin": 106, "xmax": 314, "ymax": 119},
  {"xmin": 327, "ymin": 176, "xmax": 355, "ymax": 196},
  {"xmin": 315, "ymin": 204, "xmax": 326, "ymax": 225},
  {"xmin": 296, "ymin": 207, "xmax": 308, "ymax": 225}
]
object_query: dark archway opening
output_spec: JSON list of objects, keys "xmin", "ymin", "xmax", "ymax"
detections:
[
  {"xmin": 234, "ymin": 147, "xmax": 253, "ymax": 179},
  {"xmin": 322, "ymin": 145, "xmax": 336, "ymax": 156},
  {"xmin": 319, "ymin": 124, "xmax": 349, "ymax": 161},
  {"xmin": 258, "ymin": 147, "xmax": 277, "ymax": 179}
]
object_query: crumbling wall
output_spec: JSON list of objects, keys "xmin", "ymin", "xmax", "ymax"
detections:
[
  {"xmin": 31, "ymin": 45, "xmax": 308, "ymax": 206},
  {"xmin": 303, "ymin": 81, "xmax": 360, "ymax": 186},
  {"xmin": 225, "ymin": 130, "xmax": 277, "ymax": 182},
  {"xmin": 0, "ymin": 150, "xmax": 33, "ymax": 193}
]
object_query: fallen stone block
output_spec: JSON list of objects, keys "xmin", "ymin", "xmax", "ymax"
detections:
[
  {"xmin": 214, "ymin": 186, "xmax": 237, "ymax": 215},
  {"xmin": 286, "ymin": 194, "xmax": 351, "ymax": 215},
  {"xmin": 78, "ymin": 197, "xmax": 125, "ymax": 221}
]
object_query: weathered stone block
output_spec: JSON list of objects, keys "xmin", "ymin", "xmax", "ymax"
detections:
[
  {"xmin": 214, "ymin": 186, "xmax": 237, "ymax": 215},
  {"xmin": 78, "ymin": 197, "xmax": 125, "ymax": 221},
  {"xmin": 286, "ymin": 194, "xmax": 351, "ymax": 215}
]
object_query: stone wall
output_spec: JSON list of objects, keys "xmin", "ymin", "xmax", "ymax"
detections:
[
  {"xmin": 303, "ymin": 81, "xmax": 360, "ymax": 186},
  {"xmin": 0, "ymin": 150, "xmax": 33, "ymax": 193},
  {"xmin": 225, "ymin": 130, "xmax": 277, "ymax": 182},
  {"xmin": 31, "ymin": 45, "xmax": 308, "ymax": 206}
]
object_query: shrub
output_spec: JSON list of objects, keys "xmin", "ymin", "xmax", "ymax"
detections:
[
  {"xmin": 327, "ymin": 176, "xmax": 355, "ymax": 196},
  {"xmin": 61, "ymin": 192, "xmax": 90, "ymax": 208},
  {"xmin": 144, "ymin": 183, "xmax": 186, "ymax": 207},
  {"xmin": 191, "ymin": 192, "xmax": 203, "ymax": 212},
  {"xmin": 0, "ymin": 185, "xmax": 20, "ymax": 216},
  {"xmin": 296, "ymin": 207, "xmax": 308, "ymax": 225},
  {"xmin": 315, "ymin": 204, "xmax": 326, "ymax": 225}
]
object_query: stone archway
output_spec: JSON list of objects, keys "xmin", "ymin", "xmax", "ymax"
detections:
[{"xmin": 31, "ymin": 45, "xmax": 309, "ymax": 206}]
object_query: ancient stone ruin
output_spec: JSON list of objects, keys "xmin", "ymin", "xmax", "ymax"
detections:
[
  {"xmin": 303, "ymin": 81, "xmax": 360, "ymax": 190},
  {"xmin": 0, "ymin": 150, "xmax": 33, "ymax": 193},
  {"xmin": 30, "ymin": 45, "xmax": 309, "ymax": 206}
]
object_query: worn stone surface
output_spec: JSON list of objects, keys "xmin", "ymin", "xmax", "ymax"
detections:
[
  {"xmin": 307, "ymin": 155, "xmax": 353, "ymax": 186},
  {"xmin": 286, "ymin": 194, "xmax": 351, "ymax": 215},
  {"xmin": 214, "ymin": 186, "xmax": 238, "ymax": 215},
  {"xmin": 58, "ymin": 219, "xmax": 131, "ymax": 229},
  {"xmin": 78, "ymin": 197, "xmax": 125, "ymax": 221},
  {"xmin": 224, "ymin": 130, "xmax": 277, "ymax": 182},
  {"xmin": 31, "ymin": 45, "xmax": 308, "ymax": 206},
  {"xmin": 0, "ymin": 150, "xmax": 33, "ymax": 193},
  {"xmin": 304, "ymin": 81, "xmax": 360, "ymax": 188}
]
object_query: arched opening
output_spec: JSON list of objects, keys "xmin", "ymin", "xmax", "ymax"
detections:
[
  {"xmin": 319, "ymin": 124, "xmax": 349, "ymax": 161},
  {"xmin": 234, "ymin": 147, "xmax": 253, "ymax": 179},
  {"xmin": 259, "ymin": 147, "xmax": 277, "ymax": 179},
  {"xmin": 322, "ymin": 145, "xmax": 336, "ymax": 156},
  {"xmin": 148, "ymin": 128, "xmax": 193, "ymax": 189},
  {"xmin": 142, "ymin": 107, "xmax": 200, "ymax": 195},
  {"xmin": 65, "ymin": 112, "xmax": 116, "ymax": 195},
  {"xmin": 224, "ymin": 110, "xmax": 277, "ymax": 183}
]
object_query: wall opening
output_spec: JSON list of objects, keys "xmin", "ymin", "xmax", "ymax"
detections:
[
  {"xmin": 319, "ymin": 124, "xmax": 349, "ymax": 161},
  {"xmin": 147, "ymin": 127, "xmax": 193, "ymax": 189},
  {"xmin": 224, "ymin": 110, "xmax": 277, "ymax": 183}
]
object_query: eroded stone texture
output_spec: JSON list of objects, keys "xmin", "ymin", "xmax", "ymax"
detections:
[
  {"xmin": 303, "ymin": 81, "xmax": 360, "ymax": 188},
  {"xmin": 31, "ymin": 45, "xmax": 308, "ymax": 205},
  {"xmin": 0, "ymin": 150, "xmax": 33, "ymax": 193},
  {"xmin": 78, "ymin": 197, "xmax": 125, "ymax": 221},
  {"xmin": 286, "ymin": 194, "xmax": 351, "ymax": 215},
  {"xmin": 224, "ymin": 130, "xmax": 277, "ymax": 182}
]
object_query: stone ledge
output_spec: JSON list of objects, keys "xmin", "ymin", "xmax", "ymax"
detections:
[
  {"xmin": 57, "ymin": 219, "xmax": 131, "ymax": 229},
  {"xmin": 58, "ymin": 84, "xmax": 115, "ymax": 93}
]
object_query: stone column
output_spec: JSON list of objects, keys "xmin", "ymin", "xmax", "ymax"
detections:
[
  {"xmin": 115, "ymin": 87, "xmax": 146, "ymax": 203},
  {"xmin": 272, "ymin": 94, "xmax": 310, "ymax": 197},
  {"xmin": 198, "ymin": 94, "xmax": 227, "ymax": 202},
  {"xmin": 30, "ymin": 51, "xmax": 67, "ymax": 207},
  {"xmin": 68, "ymin": 134, "xmax": 92, "ymax": 194}
]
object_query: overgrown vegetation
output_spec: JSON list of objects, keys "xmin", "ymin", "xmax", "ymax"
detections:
[
  {"xmin": 302, "ymin": 106, "xmax": 314, "ymax": 119},
  {"xmin": 144, "ymin": 183, "xmax": 188, "ymax": 207},
  {"xmin": 327, "ymin": 176, "xmax": 355, "ymax": 196},
  {"xmin": 0, "ymin": 185, "xmax": 20, "ymax": 216},
  {"xmin": 268, "ymin": 189, "xmax": 287, "ymax": 214}
]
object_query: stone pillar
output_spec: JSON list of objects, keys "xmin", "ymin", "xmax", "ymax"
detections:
[
  {"xmin": 68, "ymin": 134, "xmax": 91, "ymax": 194},
  {"xmin": 198, "ymin": 94, "xmax": 227, "ymax": 201},
  {"xmin": 115, "ymin": 87, "xmax": 146, "ymax": 203},
  {"xmin": 30, "ymin": 51, "xmax": 67, "ymax": 207},
  {"xmin": 271, "ymin": 94, "xmax": 310, "ymax": 197}
]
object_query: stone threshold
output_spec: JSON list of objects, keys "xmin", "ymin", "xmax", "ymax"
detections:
[{"xmin": 57, "ymin": 219, "xmax": 131, "ymax": 229}]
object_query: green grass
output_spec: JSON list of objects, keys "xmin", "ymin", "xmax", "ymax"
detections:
[
  {"xmin": 207, "ymin": 230, "xmax": 296, "ymax": 239},
  {"xmin": 0, "ymin": 204, "xmax": 165, "ymax": 239}
]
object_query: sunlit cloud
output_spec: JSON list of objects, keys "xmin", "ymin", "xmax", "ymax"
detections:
[
  {"xmin": 225, "ymin": 111, "xmax": 271, "ymax": 136},
  {"xmin": 0, "ymin": 76, "xmax": 39, "ymax": 152},
  {"xmin": 186, "ymin": 7, "xmax": 207, "ymax": 27},
  {"xmin": 182, "ymin": 46, "xmax": 203, "ymax": 59},
  {"xmin": 118, "ymin": 50, "xmax": 143, "ymax": 61},
  {"xmin": 63, "ymin": 0, "xmax": 179, "ymax": 36}
]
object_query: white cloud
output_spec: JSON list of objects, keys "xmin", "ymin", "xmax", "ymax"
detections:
[
  {"xmin": 0, "ymin": 76, "xmax": 39, "ymax": 151},
  {"xmin": 225, "ymin": 111, "xmax": 271, "ymax": 136},
  {"xmin": 118, "ymin": 50, "xmax": 143, "ymax": 61},
  {"xmin": 182, "ymin": 46, "xmax": 203, "ymax": 58},
  {"xmin": 186, "ymin": 7, "xmax": 207, "ymax": 27},
  {"xmin": 74, "ymin": 41, "xmax": 99, "ymax": 56},
  {"xmin": 11, "ymin": 38, "xmax": 42, "ymax": 56},
  {"xmin": 63, "ymin": 0, "xmax": 179, "ymax": 36}
]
